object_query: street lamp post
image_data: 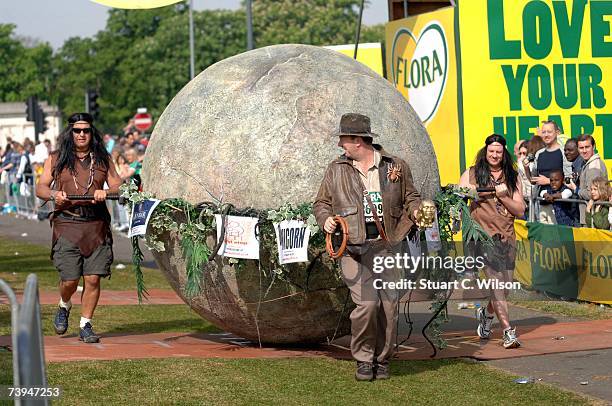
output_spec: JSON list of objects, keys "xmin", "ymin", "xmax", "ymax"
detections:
[
  {"xmin": 189, "ymin": 0, "xmax": 195, "ymax": 79},
  {"xmin": 246, "ymin": 0, "xmax": 254, "ymax": 50},
  {"xmin": 353, "ymin": 0, "xmax": 365, "ymax": 59}
]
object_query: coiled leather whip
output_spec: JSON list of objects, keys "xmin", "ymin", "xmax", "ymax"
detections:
[{"xmin": 325, "ymin": 216, "xmax": 349, "ymax": 259}]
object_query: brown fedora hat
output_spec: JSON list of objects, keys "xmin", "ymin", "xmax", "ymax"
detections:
[{"xmin": 334, "ymin": 113, "xmax": 378, "ymax": 138}]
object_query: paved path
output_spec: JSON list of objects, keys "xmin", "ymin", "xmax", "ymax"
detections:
[
  {"xmin": 487, "ymin": 349, "xmax": 612, "ymax": 404},
  {"xmin": 1, "ymin": 319, "xmax": 610, "ymax": 364}
]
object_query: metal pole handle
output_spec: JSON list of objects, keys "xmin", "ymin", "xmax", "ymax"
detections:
[{"xmin": 66, "ymin": 194, "xmax": 121, "ymax": 200}]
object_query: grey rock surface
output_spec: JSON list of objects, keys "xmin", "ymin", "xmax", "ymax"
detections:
[
  {"xmin": 142, "ymin": 44, "xmax": 440, "ymax": 343},
  {"xmin": 144, "ymin": 44, "xmax": 438, "ymax": 205}
]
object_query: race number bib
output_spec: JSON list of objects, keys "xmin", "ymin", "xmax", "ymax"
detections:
[{"xmin": 363, "ymin": 191, "xmax": 383, "ymax": 223}]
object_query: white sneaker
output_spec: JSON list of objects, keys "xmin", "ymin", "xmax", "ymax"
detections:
[
  {"xmin": 476, "ymin": 306, "xmax": 494, "ymax": 339},
  {"xmin": 502, "ymin": 327, "xmax": 521, "ymax": 349}
]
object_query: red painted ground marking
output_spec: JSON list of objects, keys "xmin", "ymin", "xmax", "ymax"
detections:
[{"xmin": 0, "ymin": 319, "xmax": 609, "ymax": 363}]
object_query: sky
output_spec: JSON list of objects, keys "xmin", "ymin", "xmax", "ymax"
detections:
[{"xmin": 0, "ymin": 0, "xmax": 390, "ymax": 49}]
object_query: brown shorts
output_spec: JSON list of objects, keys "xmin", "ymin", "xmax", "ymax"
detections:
[
  {"xmin": 52, "ymin": 237, "xmax": 113, "ymax": 281},
  {"xmin": 476, "ymin": 239, "xmax": 516, "ymax": 271}
]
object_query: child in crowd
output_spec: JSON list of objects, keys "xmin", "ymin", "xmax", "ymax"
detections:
[
  {"xmin": 540, "ymin": 169, "xmax": 577, "ymax": 226},
  {"xmin": 586, "ymin": 177, "xmax": 610, "ymax": 230}
]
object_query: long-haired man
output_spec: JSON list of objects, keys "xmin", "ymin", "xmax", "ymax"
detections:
[{"xmin": 36, "ymin": 113, "xmax": 122, "ymax": 343}]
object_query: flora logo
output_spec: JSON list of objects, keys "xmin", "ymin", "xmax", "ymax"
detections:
[{"xmin": 391, "ymin": 22, "xmax": 448, "ymax": 124}]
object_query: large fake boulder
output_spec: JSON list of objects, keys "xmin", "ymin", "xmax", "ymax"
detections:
[{"xmin": 142, "ymin": 44, "xmax": 440, "ymax": 344}]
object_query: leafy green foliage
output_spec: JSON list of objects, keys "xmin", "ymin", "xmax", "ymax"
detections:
[
  {"xmin": 131, "ymin": 236, "xmax": 149, "ymax": 303},
  {"xmin": 0, "ymin": 24, "xmax": 53, "ymax": 102},
  {"xmin": 253, "ymin": 0, "xmax": 368, "ymax": 46},
  {"xmin": 120, "ymin": 183, "xmax": 330, "ymax": 299},
  {"xmin": 181, "ymin": 235, "xmax": 211, "ymax": 297},
  {"xmin": 361, "ymin": 24, "xmax": 385, "ymax": 43}
]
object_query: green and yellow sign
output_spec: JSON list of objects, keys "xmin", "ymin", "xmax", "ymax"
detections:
[
  {"xmin": 386, "ymin": 0, "xmax": 612, "ymax": 184},
  {"xmin": 387, "ymin": 7, "xmax": 460, "ymax": 184},
  {"xmin": 514, "ymin": 221, "xmax": 612, "ymax": 304}
]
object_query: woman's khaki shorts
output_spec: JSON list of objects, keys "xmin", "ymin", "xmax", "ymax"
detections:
[{"xmin": 52, "ymin": 237, "xmax": 113, "ymax": 281}]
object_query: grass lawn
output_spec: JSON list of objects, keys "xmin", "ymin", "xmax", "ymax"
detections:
[
  {"xmin": 0, "ymin": 354, "xmax": 593, "ymax": 405},
  {"xmin": 511, "ymin": 300, "xmax": 612, "ymax": 321},
  {"xmin": 0, "ymin": 236, "xmax": 170, "ymax": 291},
  {"xmin": 0, "ymin": 304, "xmax": 219, "ymax": 336},
  {"xmin": 43, "ymin": 358, "xmax": 594, "ymax": 405}
]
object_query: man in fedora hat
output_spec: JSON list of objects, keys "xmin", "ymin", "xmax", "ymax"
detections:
[{"xmin": 314, "ymin": 113, "xmax": 422, "ymax": 381}]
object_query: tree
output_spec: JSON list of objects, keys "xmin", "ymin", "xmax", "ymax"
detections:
[
  {"xmin": 49, "ymin": 37, "xmax": 99, "ymax": 118},
  {"xmin": 0, "ymin": 24, "xmax": 53, "ymax": 102},
  {"xmin": 252, "ymin": 0, "xmax": 374, "ymax": 47},
  {"xmin": 361, "ymin": 24, "xmax": 385, "ymax": 44}
]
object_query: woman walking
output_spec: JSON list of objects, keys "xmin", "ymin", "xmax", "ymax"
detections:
[{"xmin": 460, "ymin": 134, "xmax": 525, "ymax": 348}]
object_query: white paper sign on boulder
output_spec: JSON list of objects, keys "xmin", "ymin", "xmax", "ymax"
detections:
[
  {"xmin": 142, "ymin": 44, "xmax": 440, "ymax": 344},
  {"xmin": 274, "ymin": 220, "xmax": 310, "ymax": 265},
  {"xmin": 215, "ymin": 215, "xmax": 260, "ymax": 260}
]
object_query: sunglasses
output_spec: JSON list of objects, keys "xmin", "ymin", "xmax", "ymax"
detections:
[{"xmin": 72, "ymin": 128, "xmax": 92, "ymax": 134}]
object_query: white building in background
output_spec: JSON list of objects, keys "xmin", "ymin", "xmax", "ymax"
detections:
[{"xmin": 0, "ymin": 101, "xmax": 62, "ymax": 149}]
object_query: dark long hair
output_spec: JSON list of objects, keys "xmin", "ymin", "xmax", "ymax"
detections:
[
  {"xmin": 474, "ymin": 134, "xmax": 518, "ymax": 196},
  {"xmin": 52, "ymin": 113, "xmax": 110, "ymax": 180}
]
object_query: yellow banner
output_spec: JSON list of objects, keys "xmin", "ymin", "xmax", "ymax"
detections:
[
  {"xmin": 326, "ymin": 43, "xmax": 384, "ymax": 77},
  {"xmin": 514, "ymin": 221, "xmax": 612, "ymax": 304},
  {"xmin": 514, "ymin": 220, "xmax": 532, "ymax": 287},
  {"xmin": 459, "ymin": 0, "xmax": 612, "ymax": 178},
  {"xmin": 574, "ymin": 227, "xmax": 612, "ymax": 305},
  {"xmin": 385, "ymin": 7, "xmax": 461, "ymax": 185}
]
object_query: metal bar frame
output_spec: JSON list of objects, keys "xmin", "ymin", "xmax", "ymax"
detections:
[
  {"xmin": 353, "ymin": 0, "xmax": 365, "ymax": 59},
  {"xmin": 0, "ymin": 279, "xmax": 20, "ymax": 394}
]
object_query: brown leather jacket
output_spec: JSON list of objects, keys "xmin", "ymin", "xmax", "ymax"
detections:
[{"xmin": 314, "ymin": 146, "xmax": 421, "ymax": 245}]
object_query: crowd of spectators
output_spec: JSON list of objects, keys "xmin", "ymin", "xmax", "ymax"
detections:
[
  {"xmin": 104, "ymin": 125, "xmax": 147, "ymax": 232},
  {"xmin": 0, "ymin": 137, "xmax": 52, "ymax": 218},
  {"xmin": 514, "ymin": 121, "xmax": 611, "ymax": 230}
]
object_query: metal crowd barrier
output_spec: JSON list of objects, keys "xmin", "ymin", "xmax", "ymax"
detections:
[
  {"xmin": 0, "ymin": 274, "xmax": 48, "ymax": 406},
  {"xmin": 0, "ymin": 278, "xmax": 20, "ymax": 394},
  {"xmin": 1, "ymin": 172, "xmax": 127, "ymax": 227},
  {"xmin": 527, "ymin": 193, "xmax": 611, "ymax": 225},
  {"xmin": 1, "ymin": 173, "xmax": 44, "ymax": 220}
]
